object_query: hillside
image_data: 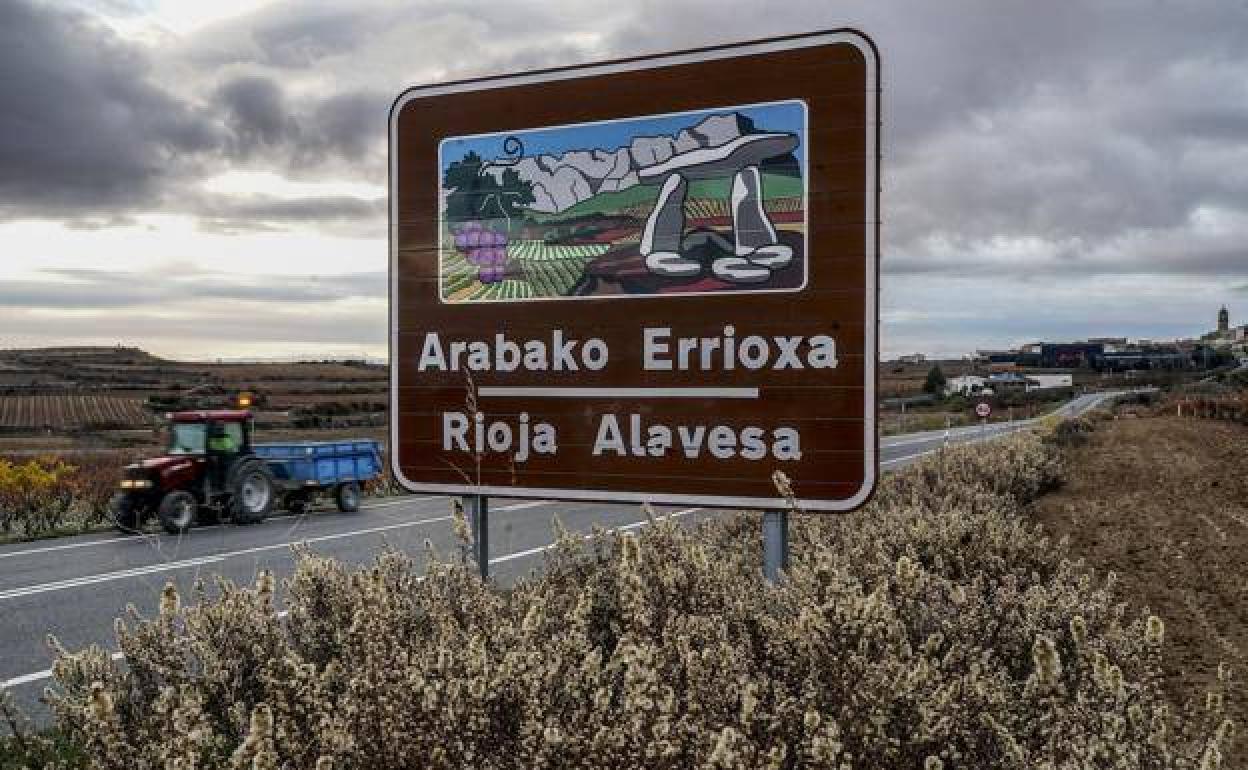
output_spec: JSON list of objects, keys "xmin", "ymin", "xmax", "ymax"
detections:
[{"xmin": 0, "ymin": 347, "xmax": 388, "ymax": 449}]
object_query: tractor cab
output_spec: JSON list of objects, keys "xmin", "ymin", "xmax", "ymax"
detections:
[
  {"xmin": 168, "ymin": 410, "xmax": 255, "ymax": 491},
  {"xmin": 168, "ymin": 410, "xmax": 254, "ymax": 457}
]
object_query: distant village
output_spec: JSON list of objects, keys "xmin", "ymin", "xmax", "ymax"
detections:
[{"xmin": 893, "ymin": 305, "xmax": 1248, "ymax": 399}]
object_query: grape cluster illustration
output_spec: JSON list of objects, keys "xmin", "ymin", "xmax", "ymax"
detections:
[{"xmin": 452, "ymin": 221, "xmax": 509, "ymax": 284}]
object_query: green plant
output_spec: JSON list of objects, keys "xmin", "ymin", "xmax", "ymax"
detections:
[{"xmin": 1, "ymin": 687, "xmax": 84, "ymax": 769}]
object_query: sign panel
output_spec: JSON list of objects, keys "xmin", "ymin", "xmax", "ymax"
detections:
[
  {"xmin": 976, "ymin": 402, "xmax": 992, "ymax": 419},
  {"xmin": 390, "ymin": 30, "xmax": 879, "ymax": 511}
]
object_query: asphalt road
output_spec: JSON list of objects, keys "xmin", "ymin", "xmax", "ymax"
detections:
[
  {"xmin": 0, "ymin": 390, "xmax": 1124, "ymax": 723},
  {"xmin": 879, "ymin": 390, "xmax": 1125, "ymax": 469}
]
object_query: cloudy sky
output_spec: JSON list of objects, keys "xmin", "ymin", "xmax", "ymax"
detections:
[{"xmin": 2, "ymin": 0, "xmax": 1245, "ymax": 360}]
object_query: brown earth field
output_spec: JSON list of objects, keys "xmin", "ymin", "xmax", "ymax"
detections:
[
  {"xmin": 0, "ymin": 347, "xmax": 388, "ymax": 451},
  {"xmin": 1031, "ymin": 414, "xmax": 1248, "ymax": 761}
]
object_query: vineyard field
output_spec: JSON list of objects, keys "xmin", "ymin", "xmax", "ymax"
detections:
[
  {"xmin": 441, "ymin": 241, "xmax": 610, "ymax": 301},
  {"xmin": 0, "ymin": 395, "xmax": 151, "ymax": 430},
  {"xmin": 506, "ymin": 241, "xmax": 610, "ymax": 261},
  {"xmin": 448, "ymin": 279, "xmax": 537, "ymax": 302}
]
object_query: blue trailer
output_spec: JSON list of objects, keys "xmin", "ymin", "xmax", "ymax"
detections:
[{"xmin": 253, "ymin": 439, "xmax": 384, "ymax": 514}]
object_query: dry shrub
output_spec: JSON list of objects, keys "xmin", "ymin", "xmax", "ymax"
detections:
[
  {"xmin": 0, "ymin": 454, "xmax": 132, "ymax": 538},
  {"xmin": 1046, "ymin": 415, "xmax": 1097, "ymax": 449},
  {"xmin": 0, "ymin": 457, "xmax": 76, "ymax": 535},
  {"xmin": 361, "ymin": 450, "xmax": 405, "ymax": 498},
  {"xmin": 45, "ymin": 431, "xmax": 1234, "ymax": 769}
]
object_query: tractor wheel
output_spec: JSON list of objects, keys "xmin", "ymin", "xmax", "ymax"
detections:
[
  {"xmin": 109, "ymin": 493, "xmax": 143, "ymax": 534},
  {"xmin": 157, "ymin": 491, "xmax": 198, "ymax": 535},
  {"xmin": 334, "ymin": 482, "xmax": 362, "ymax": 513},
  {"xmin": 230, "ymin": 461, "xmax": 275, "ymax": 525}
]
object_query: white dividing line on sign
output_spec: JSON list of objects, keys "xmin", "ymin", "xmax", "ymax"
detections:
[
  {"xmin": 0, "ymin": 506, "xmax": 702, "ymax": 691},
  {"xmin": 478, "ymin": 386, "xmax": 759, "ymax": 399}
]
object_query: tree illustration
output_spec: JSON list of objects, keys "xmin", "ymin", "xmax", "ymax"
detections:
[{"xmin": 443, "ymin": 152, "xmax": 535, "ymax": 229}]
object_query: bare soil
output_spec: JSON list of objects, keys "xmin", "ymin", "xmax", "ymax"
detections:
[{"xmin": 1031, "ymin": 415, "xmax": 1248, "ymax": 762}]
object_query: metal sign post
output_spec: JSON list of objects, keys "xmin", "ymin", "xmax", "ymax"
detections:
[
  {"xmin": 466, "ymin": 494, "xmax": 489, "ymax": 579},
  {"xmin": 761, "ymin": 509, "xmax": 790, "ymax": 583}
]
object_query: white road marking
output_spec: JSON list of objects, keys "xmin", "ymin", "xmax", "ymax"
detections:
[
  {"xmin": 2, "ymin": 668, "xmax": 52, "ymax": 688},
  {"xmin": 0, "ymin": 555, "xmax": 228, "ymax": 601},
  {"xmin": 0, "ymin": 535, "xmax": 150, "ymax": 561},
  {"xmin": 4, "ymin": 652, "xmax": 125, "ymax": 688},
  {"xmin": 881, "ymin": 451, "xmax": 937, "ymax": 467},
  {"xmin": 0, "ymin": 514, "xmax": 454, "ymax": 602},
  {"xmin": 0, "ymin": 496, "xmax": 441, "ymax": 562},
  {"xmin": 0, "ymin": 506, "xmax": 704, "ymax": 691},
  {"xmin": 360, "ymin": 496, "xmax": 440, "ymax": 509},
  {"xmin": 883, "ymin": 428, "xmax": 1001, "ymax": 448},
  {"xmin": 0, "ymin": 501, "xmax": 590, "ymax": 602},
  {"xmin": 493, "ymin": 500, "xmax": 551, "ymax": 512}
]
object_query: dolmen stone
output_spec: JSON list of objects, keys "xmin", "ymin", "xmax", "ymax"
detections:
[{"xmin": 636, "ymin": 131, "xmax": 799, "ymax": 284}]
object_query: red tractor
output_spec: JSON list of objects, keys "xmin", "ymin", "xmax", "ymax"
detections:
[{"xmin": 110, "ymin": 410, "xmax": 277, "ymax": 534}]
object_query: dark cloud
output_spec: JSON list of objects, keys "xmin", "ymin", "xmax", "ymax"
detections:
[
  {"xmin": 304, "ymin": 90, "xmax": 388, "ymax": 162},
  {"xmin": 216, "ymin": 74, "xmax": 294, "ymax": 155},
  {"xmin": 4, "ymin": 0, "xmax": 1247, "ymax": 344},
  {"xmin": 0, "ymin": 0, "xmax": 389, "ymax": 223},
  {"xmin": 0, "ymin": 0, "xmax": 218, "ymax": 218},
  {"xmin": 192, "ymin": 192, "xmax": 385, "ymax": 235},
  {"xmin": 210, "ymin": 73, "xmax": 388, "ymax": 179},
  {"xmin": 0, "ymin": 268, "xmax": 385, "ymax": 309}
]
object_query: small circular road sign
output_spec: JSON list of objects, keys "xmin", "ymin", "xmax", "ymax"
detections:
[{"xmin": 975, "ymin": 402, "xmax": 992, "ymax": 419}]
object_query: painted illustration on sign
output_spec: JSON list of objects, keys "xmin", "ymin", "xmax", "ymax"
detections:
[{"xmin": 438, "ymin": 100, "xmax": 807, "ymax": 302}]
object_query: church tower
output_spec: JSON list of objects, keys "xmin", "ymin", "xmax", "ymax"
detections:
[{"xmin": 1219, "ymin": 305, "xmax": 1230, "ymax": 334}]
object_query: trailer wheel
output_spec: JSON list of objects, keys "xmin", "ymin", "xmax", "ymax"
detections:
[
  {"xmin": 157, "ymin": 491, "xmax": 197, "ymax": 535},
  {"xmin": 231, "ymin": 461, "xmax": 275, "ymax": 525},
  {"xmin": 335, "ymin": 482, "xmax": 361, "ymax": 513},
  {"xmin": 110, "ymin": 493, "xmax": 143, "ymax": 534}
]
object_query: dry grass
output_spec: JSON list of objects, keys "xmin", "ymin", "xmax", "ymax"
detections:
[
  {"xmin": 19, "ymin": 429, "xmax": 1233, "ymax": 768},
  {"xmin": 0, "ymin": 453, "xmax": 126, "ymax": 539}
]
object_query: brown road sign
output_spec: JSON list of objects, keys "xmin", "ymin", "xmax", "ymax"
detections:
[{"xmin": 389, "ymin": 30, "xmax": 880, "ymax": 512}]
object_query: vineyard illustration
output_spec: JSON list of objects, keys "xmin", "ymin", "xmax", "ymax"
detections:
[{"xmin": 438, "ymin": 100, "xmax": 807, "ymax": 302}]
